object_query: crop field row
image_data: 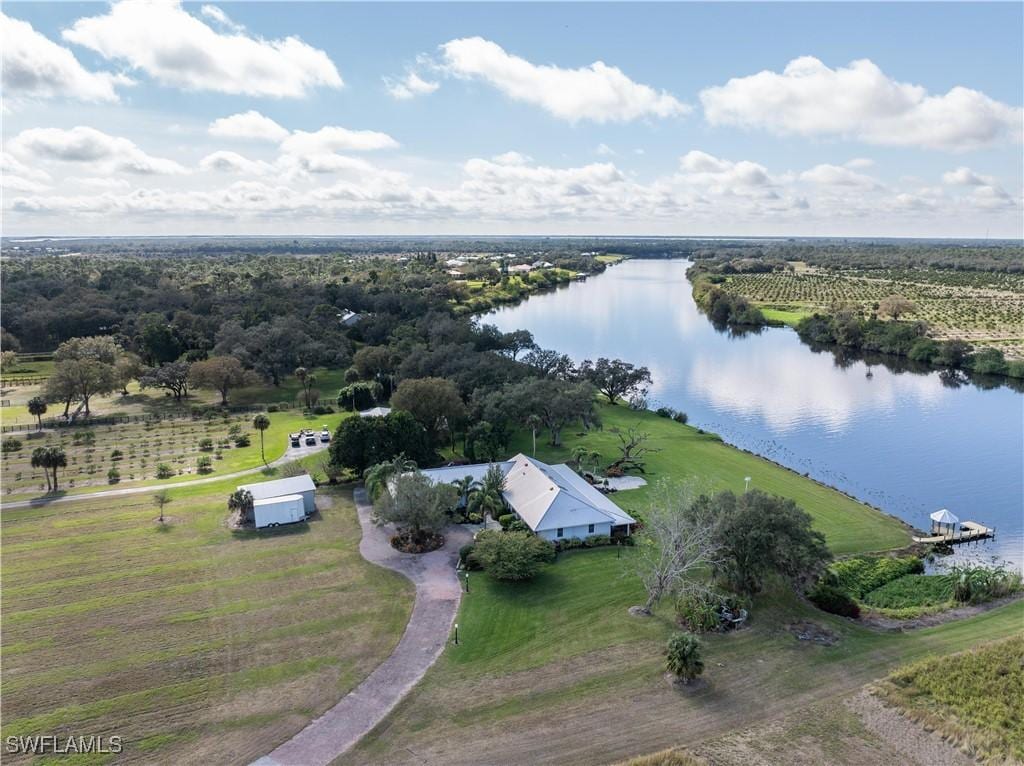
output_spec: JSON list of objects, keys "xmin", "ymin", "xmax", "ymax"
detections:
[
  {"xmin": 722, "ymin": 268, "xmax": 1024, "ymax": 355},
  {"xmin": 0, "ymin": 484, "xmax": 414, "ymax": 765},
  {"xmin": 1, "ymin": 410, "xmax": 345, "ymax": 499}
]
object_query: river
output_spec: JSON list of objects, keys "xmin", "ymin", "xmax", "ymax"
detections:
[{"xmin": 487, "ymin": 259, "xmax": 1023, "ymax": 568}]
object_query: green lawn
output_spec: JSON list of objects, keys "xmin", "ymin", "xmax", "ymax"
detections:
[
  {"xmin": 231, "ymin": 367, "xmax": 350, "ymax": 406},
  {"xmin": 510, "ymin": 403, "xmax": 910, "ymax": 556},
  {"xmin": 0, "ymin": 483, "xmax": 413, "ymax": 765},
  {"xmin": 760, "ymin": 306, "xmax": 814, "ymax": 327},
  {"xmin": 343, "ymin": 547, "xmax": 1024, "ymax": 766}
]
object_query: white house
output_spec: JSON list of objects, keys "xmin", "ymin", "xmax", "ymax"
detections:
[
  {"xmin": 238, "ymin": 474, "xmax": 317, "ymax": 516},
  {"xmin": 420, "ymin": 453, "xmax": 635, "ymax": 540}
]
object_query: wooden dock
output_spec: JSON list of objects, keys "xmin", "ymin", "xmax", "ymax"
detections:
[{"xmin": 912, "ymin": 520, "xmax": 995, "ymax": 545}]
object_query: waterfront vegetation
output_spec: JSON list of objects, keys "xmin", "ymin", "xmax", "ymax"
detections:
[{"xmin": 872, "ymin": 636, "xmax": 1024, "ymax": 763}]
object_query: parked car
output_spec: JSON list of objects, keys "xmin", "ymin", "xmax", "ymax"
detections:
[
  {"xmin": 289, "ymin": 433, "xmax": 301, "ymax": 448},
  {"xmin": 319, "ymin": 427, "xmax": 331, "ymax": 443},
  {"xmin": 304, "ymin": 433, "xmax": 317, "ymax": 446}
]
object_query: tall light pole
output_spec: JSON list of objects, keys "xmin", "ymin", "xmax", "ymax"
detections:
[
  {"xmin": 453, "ymin": 623, "xmax": 459, "ymax": 645},
  {"xmin": 744, "ymin": 476, "xmax": 752, "ymax": 493}
]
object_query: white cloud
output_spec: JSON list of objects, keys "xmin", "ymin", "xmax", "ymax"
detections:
[
  {"xmin": 440, "ymin": 37, "xmax": 689, "ymax": 123},
  {"xmin": 384, "ymin": 70, "xmax": 440, "ymax": 100},
  {"xmin": 491, "ymin": 151, "xmax": 531, "ymax": 166},
  {"xmin": 800, "ymin": 163, "xmax": 880, "ymax": 188},
  {"xmin": 845, "ymin": 158, "xmax": 875, "ymax": 169},
  {"xmin": 677, "ymin": 150, "xmax": 772, "ymax": 188},
  {"xmin": 10, "ymin": 126, "xmax": 189, "ymax": 175},
  {"xmin": 199, "ymin": 151, "xmax": 272, "ymax": 175},
  {"xmin": 701, "ymin": 56, "xmax": 1023, "ymax": 150},
  {"xmin": 596, "ymin": 143, "xmax": 616, "ymax": 156},
  {"xmin": 63, "ymin": 0, "xmax": 342, "ymax": 98},
  {"xmin": 200, "ymin": 5, "xmax": 244, "ymax": 33},
  {"xmin": 66, "ymin": 176, "xmax": 132, "ymax": 191},
  {"xmin": 942, "ymin": 166, "xmax": 995, "ymax": 186},
  {"xmin": 279, "ymin": 126, "xmax": 399, "ymax": 155},
  {"xmin": 1, "ymin": 151, "xmax": 52, "ymax": 185},
  {"xmin": 208, "ymin": 110, "xmax": 289, "ymax": 142},
  {"xmin": 1, "ymin": 12, "xmax": 131, "ymax": 104}
]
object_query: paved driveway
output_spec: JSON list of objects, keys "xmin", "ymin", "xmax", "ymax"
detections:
[{"xmin": 252, "ymin": 488, "xmax": 471, "ymax": 766}]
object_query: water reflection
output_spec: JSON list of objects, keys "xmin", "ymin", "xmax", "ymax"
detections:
[{"xmin": 488, "ymin": 259, "xmax": 1023, "ymax": 567}]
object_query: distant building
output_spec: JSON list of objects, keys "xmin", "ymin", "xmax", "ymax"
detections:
[
  {"xmin": 419, "ymin": 453, "xmax": 635, "ymax": 540},
  {"xmin": 532, "ymin": 260, "xmax": 554, "ymax": 268},
  {"xmin": 337, "ymin": 309, "xmax": 362, "ymax": 327},
  {"xmin": 507, "ymin": 264, "xmax": 533, "ymax": 274},
  {"xmin": 359, "ymin": 406, "xmax": 392, "ymax": 418}
]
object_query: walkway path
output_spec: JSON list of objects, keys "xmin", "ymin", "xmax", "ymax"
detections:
[
  {"xmin": 1, "ymin": 440, "xmax": 330, "ymax": 510},
  {"xmin": 252, "ymin": 488, "xmax": 471, "ymax": 766}
]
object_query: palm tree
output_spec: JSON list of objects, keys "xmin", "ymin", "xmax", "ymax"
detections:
[
  {"xmin": 228, "ymin": 488, "xmax": 253, "ymax": 524},
  {"xmin": 467, "ymin": 464, "xmax": 506, "ymax": 521},
  {"xmin": 252, "ymin": 413, "xmax": 271, "ymax": 465},
  {"xmin": 153, "ymin": 490, "xmax": 172, "ymax": 524},
  {"xmin": 526, "ymin": 414, "xmax": 541, "ymax": 456},
  {"xmin": 27, "ymin": 396, "xmax": 47, "ymax": 430},
  {"xmin": 47, "ymin": 446, "xmax": 67, "ymax": 492},
  {"xmin": 31, "ymin": 446, "xmax": 52, "ymax": 492},
  {"xmin": 363, "ymin": 455, "xmax": 417, "ymax": 502},
  {"xmin": 666, "ymin": 632, "xmax": 704, "ymax": 685},
  {"xmin": 450, "ymin": 475, "xmax": 480, "ymax": 511}
]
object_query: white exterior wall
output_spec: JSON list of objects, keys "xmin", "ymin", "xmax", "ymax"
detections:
[
  {"xmin": 296, "ymin": 489, "xmax": 315, "ymax": 515},
  {"xmin": 537, "ymin": 521, "xmax": 612, "ymax": 541}
]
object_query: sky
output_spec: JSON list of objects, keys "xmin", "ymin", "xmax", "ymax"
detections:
[{"xmin": 2, "ymin": 1, "xmax": 1022, "ymax": 238}]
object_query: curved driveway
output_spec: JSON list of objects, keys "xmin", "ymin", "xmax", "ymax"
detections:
[{"xmin": 252, "ymin": 487, "xmax": 471, "ymax": 766}]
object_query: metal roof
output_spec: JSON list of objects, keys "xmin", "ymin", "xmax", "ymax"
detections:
[
  {"xmin": 253, "ymin": 493, "xmax": 304, "ymax": 507},
  {"xmin": 238, "ymin": 474, "xmax": 316, "ymax": 500}
]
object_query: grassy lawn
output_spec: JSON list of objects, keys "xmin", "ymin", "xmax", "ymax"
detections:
[
  {"xmin": 1, "ymin": 409, "xmax": 349, "ymax": 500},
  {"xmin": 760, "ymin": 305, "xmax": 813, "ymax": 327},
  {"xmin": 509, "ymin": 403, "xmax": 910, "ymax": 556},
  {"xmin": 342, "ymin": 548, "xmax": 1024, "ymax": 766},
  {"xmin": 873, "ymin": 636, "xmax": 1023, "ymax": 763},
  {"xmin": 0, "ymin": 482, "xmax": 413, "ymax": 764}
]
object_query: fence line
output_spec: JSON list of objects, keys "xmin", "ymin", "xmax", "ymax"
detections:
[{"xmin": 1, "ymin": 377, "xmax": 49, "ymax": 387}]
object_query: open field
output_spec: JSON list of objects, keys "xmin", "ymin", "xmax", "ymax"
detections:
[
  {"xmin": 0, "ymin": 480, "xmax": 414, "ymax": 764},
  {"xmin": 509, "ymin": 403, "xmax": 911, "ymax": 556},
  {"xmin": 341, "ymin": 547, "xmax": 1024, "ymax": 766},
  {"xmin": 719, "ymin": 267, "xmax": 1024, "ymax": 356},
  {"xmin": 872, "ymin": 636, "xmax": 1024, "ymax": 763}
]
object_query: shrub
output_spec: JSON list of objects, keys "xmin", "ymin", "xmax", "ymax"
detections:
[
  {"xmin": 655, "ymin": 407, "xmax": 673, "ymax": 418},
  {"xmin": 196, "ymin": 456, "xmax": 213, "ymax": 474},
  {"xmin": 828, "ymin": 555, "xmax": 924, "ymax": 599},
  {"xmin": 862, "ymin": 574, "xmax": 954, "ymax": 610},
  {"xmin": 2, "ymin": 437, "xmax": 22, "ymax": 453},
  {"xmin": 583, "ymin": 534, "xmax": 611, "ymax": 547},
  {"xmin": 234, "ymin": 434, "xmax": 251, "ymax": 447},
  {"xmin": 675, "ymin": 592, "xmax": 721, "ymax": 633},
  {"xmin": 666, "ymin": 632, "xmax": 704, "ymax": 684},
  {"xmin": 266, "ymin": 404, "xmax": 280, "ymax": 413},
  {"xmin": 497, "ymin": 513, "xmax": 516, "ymax": 530},
  {"xmin": 949, "ymin": 563, "xmax": 1022, "ymax": 604},
  {"xmin": 808, "ymin": 582, "xmax": 861, "ymax": 618},
  {"xmin": 471, "ymin": 530, "xmax": 556, "ymax": 581},
  {"xmin": 156, "ymin": 463, "xmax": 174, "ymax": 479},
  {"xmin": 110, "ymin": 449, "xmax": 123, "ymax": 461},
  {"xmin": 312, "ymin": 404, "xmax": 334, "ymax": 415},
  {"xmin": 107, "ymin": 467, "xmax": 120, "ymax": 484},
  {"xmin": 467, "ymin": 512, "xmax": 482, "ymax": 524},
  {"xmin": 672, "ymin": 412, "xmax": 689, "ymax": 424},
  {"xmin": 198, "ymin": 438, "xmax": 214, "ymax": 451},
  {"xmin": 458, "ymin": 543, "xmax": 482, "ymax": 570}
]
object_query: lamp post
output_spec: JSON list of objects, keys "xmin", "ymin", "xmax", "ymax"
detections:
[
  {"xmin": 464, "ymin": 571, "xmax": 470, "ymax": 593},
  {"xmin": 744, "ymin": 476, "xmax": 752, "ymax": 493},
  {"xmin": 453, "ymin": 623, "xmax": 459, "ymax": 645}
]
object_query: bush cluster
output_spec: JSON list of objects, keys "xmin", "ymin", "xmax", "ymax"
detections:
[
  {"xmin": 827, "ymin": 555, "xmax": 924, "ymax": 599},
  {"xmin": 808, "ymin": 583, "xmax": 861, "ymax": 618}
]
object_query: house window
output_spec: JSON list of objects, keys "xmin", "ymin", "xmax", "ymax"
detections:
[
  {"xmin": 556, "ymin": 528, "xmax": 564, "ymax": 538},
  {"xmin": 588, "ymin": 524, "xmax": 595, "ymax": 534}
]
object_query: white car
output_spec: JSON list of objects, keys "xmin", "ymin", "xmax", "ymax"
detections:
[{"xmin": 320, "ymin": 428, "xmax": 331, "ymax": 443}]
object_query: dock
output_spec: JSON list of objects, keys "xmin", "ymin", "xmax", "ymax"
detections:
[{"xmin": 912, "ymin": 520, "xmax": 995, "ymax": 545}]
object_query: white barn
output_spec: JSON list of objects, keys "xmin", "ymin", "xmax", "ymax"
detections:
[
  {"xmin": 420, "ymin": 453, "xmax": 635, "ymax": 540},
  {"xmin": 238, "ymin": 474, "xmax": 317, "ymax": 516}
]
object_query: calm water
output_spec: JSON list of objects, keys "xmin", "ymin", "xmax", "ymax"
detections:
[{"xmin": 489, "ymin": 259, "xmax": 1023, "ymax": 567}]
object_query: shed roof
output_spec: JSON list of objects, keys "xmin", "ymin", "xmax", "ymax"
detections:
[
  {"xmin": 253, "ymin": 493, "xmax": 304, "ymax": 507},
  {"xmin": 239, "ymin": 474, "xmax": 316, "ymax": 500}
]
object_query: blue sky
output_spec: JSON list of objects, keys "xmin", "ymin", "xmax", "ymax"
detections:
[{"xmin": 3, "ymin": 1, "xmax": 1022, "ymax": 237}]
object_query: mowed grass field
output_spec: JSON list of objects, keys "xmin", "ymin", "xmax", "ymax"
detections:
[
  {"xmin": 509, "ymin": 403, "xmax": 910, "ymax": 556},
  {"xmin": 341, "ymin": 547, "xmax": 1024, "ymax": 766},
  {"xmin": 1, "ymin": 480, "xmax": 414, "ymax": 764}
]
